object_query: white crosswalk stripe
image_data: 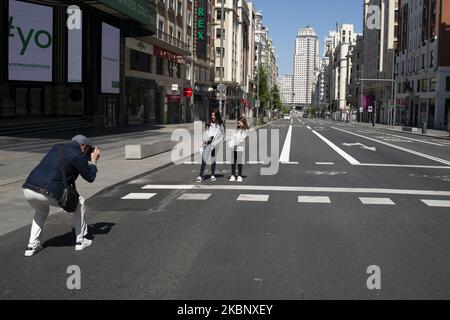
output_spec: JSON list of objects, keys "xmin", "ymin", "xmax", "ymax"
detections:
[
  {"xmin": 421, "ymin": 200, "xmax": 450, "ymax": 208},
  {"xmin": 359, "ymin": 197, "xmax": 396, "ymax": 205},
  {"xmin": 178, "ymin": 193, "xmax": 212, "ymax": 201},
  {"xmin": 237, "ymin": 194, "xmax": 270, "ymax": 202},
  {"xmin": 118, "ymin": 188, "xmax": 450, "ymax": 208},
  {"xmin": 121, "ymin": 193, "xmax": 157, "ymax": 200},
  {"xmin": 298, "ymin": 196, "xmax": 331, "ymax": 204}
]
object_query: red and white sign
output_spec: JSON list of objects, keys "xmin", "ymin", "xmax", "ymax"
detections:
[
  {"xmin": 167, "ymin": 94, "xmax": 181, "ymax": 103},
  {"xmin": 184, "ymin": 88, "xmax": 193, "ymax": 97},
  {"xmin": 154, "ymin": 46, "xmax": 185, "ymax": 63}
]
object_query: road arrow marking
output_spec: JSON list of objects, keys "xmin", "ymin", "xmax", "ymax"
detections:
[{"xmin": 343, "ymin": 143, "xmax": 377, "ymax": 152}]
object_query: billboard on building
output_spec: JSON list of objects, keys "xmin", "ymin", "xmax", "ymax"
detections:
[
  {"xmin": 195, "ymin": 0, "xmax": 208, "ymax": 61},
  {"xmin": 8, "ymin": 0, "xmax": 53, "ymax": 82},
  {"xmin": 101, "ymin": 22, "xmax": 120, "ymax": 94}
]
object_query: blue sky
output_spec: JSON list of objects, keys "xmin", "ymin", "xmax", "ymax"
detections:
[{"xmin": 254, "ymin": 0, "xmax": 364, "ymax": 76}]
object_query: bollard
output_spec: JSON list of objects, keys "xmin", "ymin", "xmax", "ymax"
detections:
[{"xmin": 422, "ymin": 122, "xmax": 427, "ymax": 134}]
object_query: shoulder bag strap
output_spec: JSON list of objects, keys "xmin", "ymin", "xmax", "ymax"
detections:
[{"xmin": 59, "ymin": 144, "xmax": 68, "ymax": 188}]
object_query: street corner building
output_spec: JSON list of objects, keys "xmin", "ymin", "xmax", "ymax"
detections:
[
  {"xmin": 0, "ymin": 0, "xmax": 160, "ymax": 127},
  {"xmin": 0, "ymin": 0, "xmax": 214, "ymax": 128}
]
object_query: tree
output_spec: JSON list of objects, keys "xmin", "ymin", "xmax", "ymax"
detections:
[
  {"xmin": 258, "ymin": 65, "xmax": 270, "ymax": 108},
  {"xmin": 271, "ymin": 85, "xmax": 283, "ymax": 111}
]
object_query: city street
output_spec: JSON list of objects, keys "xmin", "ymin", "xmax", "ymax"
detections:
[{"xmin": 1, "ymin": 117, "xmax": 449, "ymax": 299}]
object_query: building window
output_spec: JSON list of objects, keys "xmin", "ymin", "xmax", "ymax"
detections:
[
  {"xmin": 446, "ymin": 77, "xmax": 450, "ymax": 91},
  {"xmin": 216, "ymin": 47, "xmax": 224, "ymax": 57},
  {"xmin": 130, "ymin": 49, "xmax": 151, "ymax": 73},
  {"xmin": 168, "ymin": 61, "xmax": 179, "ymax": 78},
  {"xmin": 216, "ymin": 28, "xmax": 224, "ymax": 38},
  {"xmin": 430, "ymin": 77, "xmax": 436, "ymax": 92},
  {"xmin": 177, "ymin": 0, "xmax": 182, "ymax": 15}
]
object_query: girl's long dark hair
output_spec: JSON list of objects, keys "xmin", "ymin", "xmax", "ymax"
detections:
[
  {"xmin": 238, "ymin": 116, "xmax": 250, "ymax": 130},
  {"xmin": 206, "ymin": 111, "xmax": 224, "ymax": 129}
]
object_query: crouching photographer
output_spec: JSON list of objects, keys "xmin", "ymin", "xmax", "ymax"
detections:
[{"xmin": 22, "ymin": 135, "xmax": 100, "ymax": 257}]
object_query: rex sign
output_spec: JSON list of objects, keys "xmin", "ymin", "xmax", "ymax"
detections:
[
  {"xmin": 195, "ymin": 0, "xmax": 208, "ymax": 60},
  {"xmin": 8, "ymin": 0, "xmax": 53, "ymax": 82}
]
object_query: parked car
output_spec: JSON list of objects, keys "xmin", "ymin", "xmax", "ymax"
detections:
[{"xmin": 284, "ymin": 114, "xmax": 291, "ymax": 120}]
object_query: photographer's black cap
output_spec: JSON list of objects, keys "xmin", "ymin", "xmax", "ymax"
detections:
[{"xmin": 72, "ymin": 135, "xmax": 93, "ymax": 148}]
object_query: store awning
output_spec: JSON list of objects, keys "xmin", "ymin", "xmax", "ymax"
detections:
[{"xmin": 80, "ymin": 0, "xmax": 156, "ymax": 34}]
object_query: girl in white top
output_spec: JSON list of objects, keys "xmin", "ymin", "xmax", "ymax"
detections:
[
  {"xmin": 197, "ymin": 111, "xmax": 225, "ymax": 183},
  {"xmin": 228, "ymin": 116, "xmax": 249, "ymax": 183}
]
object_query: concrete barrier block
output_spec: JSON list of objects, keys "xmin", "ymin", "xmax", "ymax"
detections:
[{"xmin": 125, "ymin": 141, "xmax": 175, "ymax": 160}]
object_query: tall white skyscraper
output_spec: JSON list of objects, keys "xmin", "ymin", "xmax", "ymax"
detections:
[{"xmin": 293, "ymin": 27, "xmax": 319, "ymax": 107}]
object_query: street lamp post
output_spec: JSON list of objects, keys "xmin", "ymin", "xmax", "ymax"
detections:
[{"xmin": 219, "ymin": 0, "xmax": 225, "ymax": 118}]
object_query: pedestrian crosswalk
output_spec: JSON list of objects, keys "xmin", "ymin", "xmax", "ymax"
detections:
[{"xmin": 118, "ymin": 190, "xmax": 450, "ymax": 208}]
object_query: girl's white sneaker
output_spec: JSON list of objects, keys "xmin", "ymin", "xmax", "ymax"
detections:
[
  {"xmin": 229, "ymin": 176, "xmax": 236, "ymax": 182},
  {"xmin": 211, "ymin": 176, "xmax": 217, "ymax": 182},
  {"xmin": 237, "ymin": 176, "xmax": 243, "ymax": 183}
]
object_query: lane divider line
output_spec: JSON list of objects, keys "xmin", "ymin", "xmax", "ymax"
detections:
[{"xmin": 280, "ymin": 125, "xmax": 293, "ymax": 164}]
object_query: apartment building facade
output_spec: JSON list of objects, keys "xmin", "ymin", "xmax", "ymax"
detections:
[
  {"xmin": 362, "ymin": 0, "xmax": 397, "ymax": 125},
  {"xmin": 293, "ymin": 27, "xmax": 319, "ymax": 108},
  {"xmin": 280, "ymin": 75, "xmax": 294, "ymax": 107},
  {"xmin": 395, "ymin": 0, "xmax": 450, "ymax": 129},
  {"xmin": 330, "ymin": 24, "xmax": 358, "ymax": 121}
]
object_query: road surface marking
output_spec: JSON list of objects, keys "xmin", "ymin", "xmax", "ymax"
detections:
[
  {"xmin": 420, "ymin": 200, "xmax": 450, "ymax": 208},
  {"xmin": 311, "ymin": 130, "xmax": 361, "ymax": 165},
  {"xmin": 178, "ymin": 193, "xmax": 212, "ymax": 201},
  {"xmin": 281, "ymin": 161, "xmax": 300, "ymax": 165},
  {"xmin": 332, "ymin": 127, "xmax": 450, "ymax": 166},
  {"xmin": 280, "ymin": 125, "xmax": 293, "ymax": 163},
  {"xmin": 237, "ymin": 194, "xmax": 270, "ymax": 202},
  {"xmin": 142, "ymin": 185, "xmax": 450, "ymax": 196},
  {"xmin": 298, "ymin": 196, "xmax": 331, "ymax": 204},
  {"xmin": 343, "ymin": 142, "xmax": 376, "ymax": 152},
  {"xmin": 383, "ymin": 134, "xmax": 445, "ymax": 146},
  {"xmin": 121, "ymin": 193, "xmax": 157, "ymax": 200},
  {"xmin": 307, "ymin": 126, "xmax": 312, "ymax": 130},
  {"xmin": 359, "ymin": 197, "xmax": 396, "ymax": 205},
  {"xmin": 316, "ymin": 162, "xmax": 335, "ymax": 165},
  {"xmin": 357, "ymin": 163, "xmax": 450, "ymax": 169}
]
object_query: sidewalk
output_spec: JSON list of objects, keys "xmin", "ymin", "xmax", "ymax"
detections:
[{"xmin": 0, "ymin": 120, "xmax": 274, "ymax": 238}]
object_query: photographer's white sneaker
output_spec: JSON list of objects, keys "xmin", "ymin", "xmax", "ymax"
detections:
[{"xmin": 75, "ymin": 238, "xmax": 92, "ymax": 251}]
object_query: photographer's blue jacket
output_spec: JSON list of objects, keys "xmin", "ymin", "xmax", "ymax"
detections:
[{"xmin": 23, "ymin": 141, "xmax": 97, "ymax": 200}]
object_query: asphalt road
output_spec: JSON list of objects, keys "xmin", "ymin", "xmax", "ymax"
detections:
[{"xmin": 1, "ymin": 118, "xmax": 450, "ymax": 299}]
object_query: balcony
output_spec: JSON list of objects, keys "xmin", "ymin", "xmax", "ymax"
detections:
[{"xmin": 155, "ymin": 29, "xmax": 191, "ymax": 53}]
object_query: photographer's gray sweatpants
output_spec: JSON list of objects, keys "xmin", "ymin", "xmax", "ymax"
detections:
[{"xmin": 23, "ymin": 188, "xmax": 87, "ymax": 247}]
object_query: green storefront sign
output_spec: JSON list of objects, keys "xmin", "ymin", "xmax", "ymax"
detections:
[{"xmin": 98, "ymin": 0, "xmax": 156, "ymax": 31}]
